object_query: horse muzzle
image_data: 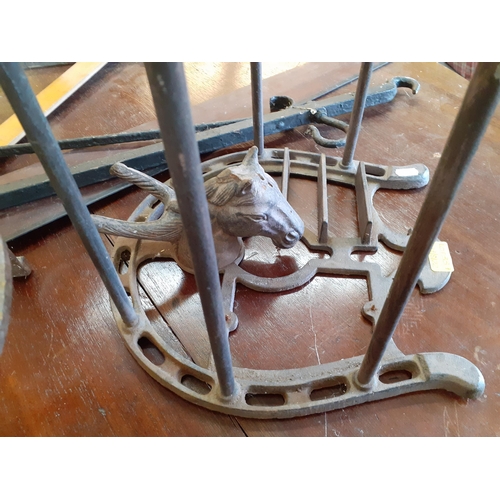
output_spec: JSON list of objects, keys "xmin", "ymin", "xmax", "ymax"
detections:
[{"xmin": 273, "ymin": 228, "xmax": 303, "ymax": 249}]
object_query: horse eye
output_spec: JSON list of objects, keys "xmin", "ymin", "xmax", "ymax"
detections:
[{"xmin": 247, "ymin": 214, "xmax": 267, "ymax": 222}]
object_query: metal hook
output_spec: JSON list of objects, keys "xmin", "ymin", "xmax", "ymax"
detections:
[
  {"xmin": 305, "ymin": 109, "xmax": 350, "ymax": 148},
  {"xmin": 306, "ymin": 75, "xmax": 420, "ymax": 149},
  {"xmin": 391, "ymin": 76, "xmax": 420, "ymax": 94}
]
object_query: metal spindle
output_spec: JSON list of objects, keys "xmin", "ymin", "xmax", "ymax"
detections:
[
  {"xmin": 356, "ymin": 62, "xmax": 500, "ymax": 387},
  {"xmin": 250, "ymin": 62, "xmax": 264, "ymax": 155},
  {"xmin": 144, "ymin": 62, "xmax": 236, "ymax": 398},
  {"xmin": 341, "ymin": 62, "xmax": 373, "ymax": 168},
  {"xmin": 0, "ymin": 62, "xmax": 138, "ymax": 328},
  {"xmin": 318, "ymin": 153, "xmax": 328, "ymax": 243},
  {"xmin": 281, "ymin": 147, "xmax": 291, "ymax": 199}
]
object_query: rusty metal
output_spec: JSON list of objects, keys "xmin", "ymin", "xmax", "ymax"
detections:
[
  {"xmin": 0, "ymin": 236, "xmax": 12, "ymax": 354},
  {"xmin": 341, "ymin": 62, "xmax": 373, "ymax": 168},
  {"xmin": 103, "ymin": 147, "xmax": 484, "ymax": 418},
  {"xmin": 356, "ymin": 62, "xmax": 500, "ymax": 387},
  {"xmin": 0, "ymin": 62, "xmax": 139, "ymax": 328}
]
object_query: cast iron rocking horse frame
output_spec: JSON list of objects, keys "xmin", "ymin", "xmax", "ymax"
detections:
[{"xmin": 0, "ymin": 62, "xmax": 497, "ymax": 419}]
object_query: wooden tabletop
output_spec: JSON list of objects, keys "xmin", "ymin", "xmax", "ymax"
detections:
[{"xmin": 1, "ymin": 62, "xmax": 499, "ymax": 436}]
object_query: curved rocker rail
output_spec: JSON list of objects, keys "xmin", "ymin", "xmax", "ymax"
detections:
[
  {"xmin": 110, "ymin": 148, "xmax": 484, "ymax": 419},
  {"xmin": 118, "ymin": 313, "xmax": 485, "ymax": 419}
]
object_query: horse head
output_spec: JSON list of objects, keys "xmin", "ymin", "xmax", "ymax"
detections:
[{"xmin": 205, "ymin": 147, "xmax": 304, "ymax": 248}]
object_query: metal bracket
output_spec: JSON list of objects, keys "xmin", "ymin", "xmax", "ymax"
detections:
[
  {"xmin": 107, "ymin": 148, "xmax": 483, "ymax": 419},
  {"xmin": 305, "ymin": 111, "xmax": 349, "ymax": 148},
  {"xmin": 8, "ymin": 249, "xmax": 31, "ymax": 278}
]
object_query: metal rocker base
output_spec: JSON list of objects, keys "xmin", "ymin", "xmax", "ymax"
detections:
[{"xmin": 109, "ymin": 148, "xmax": 485, "ymax": 419}]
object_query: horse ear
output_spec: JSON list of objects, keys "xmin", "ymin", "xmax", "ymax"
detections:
[
  {"xmin": 240, "ymin": 146, "xmax": 263, "ymax": 174},
  {"xmin": 239, "ymin": 179, "xmax": 254, "ymax": 196}
]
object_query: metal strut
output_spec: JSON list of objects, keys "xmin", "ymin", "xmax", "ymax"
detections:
[
  {"xmin": 356, "ymin": 62, "xmax": 500, "ymax": 387},
  {"xmin": 144, "ymin": 63, "xmax": 236, "ymax": 398},
  {"xmin": 250, "ymin": 62, "xmax": 264, "ymax": 155},
  {"xmin": 0, "ymin": 63, "xmax": 139, "ymax": 329}
]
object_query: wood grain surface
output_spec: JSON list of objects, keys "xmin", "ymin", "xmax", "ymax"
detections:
[
  {"xmin": 1, "ymin": 62, "xmax": 499, "ymax": 436},
  {"xmin": 0, "ymin": 62, "xmax": 107, "ymax": 145}
]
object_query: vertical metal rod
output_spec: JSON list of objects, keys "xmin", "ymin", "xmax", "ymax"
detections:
[
  {"xmin": 281, "ymin": 147, "xmax": 290, "ymax": 199},
  {"xmin": 0, "ymin": 237, "xmax": 12, "ymax": 355},
  {"xmin": 355, "ymin": 162, "xmax": 373, "ymax": 245},
  {"xmin": 356, "ymin": 62, "xmax": 500, "ymax": 386},
  {"xmin": 318, "ymin": 153, "xmax": 328, "ymax": 244},
  {"xmin": 0, "ymin": 63, "xmax": 138, "ymax": 328},
  {"xmin": 250, "ymin": 62, "xmax": 264, "ymax": 155},
  {"xmin": 341, "ymin": 62, "xmax": 373, "ymax": 168},
  {"xmin": 144, "ymin": 62, "xmax": 236, "ymax": 398}
]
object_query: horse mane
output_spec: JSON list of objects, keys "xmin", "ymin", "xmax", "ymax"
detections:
[
  {"xmin": 205, "ymin": 171, "xmax": 252, "ymax": 207},
  {"xmin": 205, "ymin": 146, "xmax": 264, "ymax": 207}
]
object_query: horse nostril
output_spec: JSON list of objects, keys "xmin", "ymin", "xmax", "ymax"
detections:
[{"xmin": 285, "ymin": 231, "xmax": 299, "ymax": 243}]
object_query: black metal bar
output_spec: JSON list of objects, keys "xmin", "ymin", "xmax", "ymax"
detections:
[
  {"xmin": 144, "ymin": 62, "xmax": 236, "ymax": 398},
  {"xmin": 356, "ymin": 62, "xmax": 500, "ymax": 386},
  {"xmin": 341, "ymin": 62, "xmax": 374, "ymax": 168},
  {"xmin": 1, "ymin": 164, "xmax": 166, "ymax": 243},
  {"xmin": 0, "ymin": 119, "xmax": 241, "ymax": 158},
  {"xmin": 296, "ymin": 62, "xmax": 390, "ymax": 104},
  {"xmin": 0, "ymin": 76, "xmax": 417, "ymax": 211},
  {"xmin": 0, "ymin": 62, "xmax": 139, "ymax": 328},
  {"xmin": 250, "ymin": 62, "xmax": 264, "ymax": 154}
]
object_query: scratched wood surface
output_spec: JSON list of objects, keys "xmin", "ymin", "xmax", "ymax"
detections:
[{"xmin": 1, "ymin": 62, "xmax": 499, "ymax": 436}]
